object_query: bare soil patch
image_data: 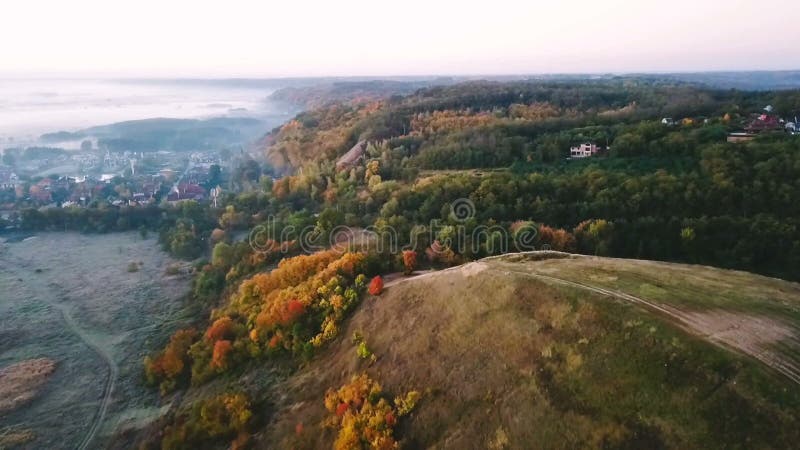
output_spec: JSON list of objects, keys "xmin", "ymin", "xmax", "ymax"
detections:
[
  {"xmin": 0, "ymin": 358, "xmax": 56, "ymax": 414},
  {"xmin": 0, "ymin": 428, "xmax": 34, "ymax": 447},
  {"xmin": 678, "ymin": 309, "xmax": 800, "ymax": 383}
]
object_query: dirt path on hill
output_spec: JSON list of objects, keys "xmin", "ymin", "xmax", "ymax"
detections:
[
  {"xmin": 490, "ymin": 264, "xmax": 800, "ymax": 385},
  {"xmin": 380, "ymin": 256, "xmax": 800, "ymax": 384},
  {"xmin": 382, "ymin": 270, "xmax": 436, "ymax": 288}
]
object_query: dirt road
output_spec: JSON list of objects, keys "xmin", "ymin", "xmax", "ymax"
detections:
[
  {"xmin": 380, "ymin": 254, "xmax": 800, "ymax": 386},
  {"xmin": 489, "ymin": 264, "xmax": 800, "ymax": 385}
]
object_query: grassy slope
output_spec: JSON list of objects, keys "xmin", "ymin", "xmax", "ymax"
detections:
[{"xmin": 255, "ymin": 253, "xmax": 800, "ymax": 449}]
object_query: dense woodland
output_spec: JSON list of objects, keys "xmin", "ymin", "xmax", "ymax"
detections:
[{"xmin": 263, "ymin": 79, "xmax": 800, "ymax": 281}]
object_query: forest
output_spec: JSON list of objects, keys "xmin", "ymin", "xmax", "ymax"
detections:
[{"xmin": 261, "ymin": 79, "xmax": 800, "ymax": 281}]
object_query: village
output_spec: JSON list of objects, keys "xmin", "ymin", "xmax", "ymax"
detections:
[
  {"xmin": 0, "ymin": 147, "xmax": 226, "ymax": 221},
  {"xmin": 566, "ymin": 105, "xmax": 798, "ymax": 159}
]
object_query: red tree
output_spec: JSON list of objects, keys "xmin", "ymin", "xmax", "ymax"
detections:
[
  {"xmin": 402, "ymin": 250, "xmax": 417, "ymax": 275},
  {"xmin": 368, "ymin": 276, "xmax": 384, "ymax": 296},
  {"xmin": 280, "ymin": 299, "xmax": 306, "ymax": 325},
  {"xmin": 211, "ymin": 339, "xmax": 233, "ymax": 370},
  {"xmin": 205, "ymin": 316, "xmax": 234, "ymax": 342}
]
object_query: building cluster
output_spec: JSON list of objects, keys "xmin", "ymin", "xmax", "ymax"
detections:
[
  {"xmin": 726, "ymin": 105, "xmax": 798, "ymax": 143},
  {"xmin": 0, "ymin": 162, "xmax": 220, "ymax": 210},
  {"xmin": 0, "ymin": 146, "xmax": 227, "ymax": 213}
]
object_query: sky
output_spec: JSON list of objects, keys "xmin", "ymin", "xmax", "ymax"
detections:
[{"xmin": 1, "ymin": 0, "xmax": 798, "ymax": 78}]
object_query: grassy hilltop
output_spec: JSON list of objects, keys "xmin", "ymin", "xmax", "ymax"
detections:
[{"xmin": 256, "ymin": 253, "xmax": 800, "ymax": 449}]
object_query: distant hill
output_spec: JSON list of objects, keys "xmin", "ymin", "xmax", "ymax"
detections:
[
  {"xmin": 650, "ymin": 71, "xmax": 800, "ymax": 91},
  {"xmin": 258, "ymin": 252, "xmax": 800, "ymax": 449},
  {"xmin": 268, "ymin": 79, "xmax": 456, "ymax": 109},
  {"xmin": 42, "ymin": 117, "xmax": 267, "ymax": 153}
]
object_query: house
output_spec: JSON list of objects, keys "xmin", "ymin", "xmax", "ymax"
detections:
[
  {"xmin": 167, "ymin": 183, "xmax": 206, "ymax": 203},
  {"xmin": 160, "ymin": 168, "xmax": 178, "ymax": 181},
  {"xmin": 785, "ymin": 117, "xmax": 798, "ymax": 133},
  {"xmin": 661, "ymin": 118, "xmax": 675, "ymax": 126},
  {"xmin": 0, "ymin": 168, "xmax": 18, "ymax": 189},
  {"xmin": 746, "ymin": 114, "xmax": 781, "ymax": 133},
  {"xmin": 727, "ymin": 132, "xmax": 756, "ymax": 143},
  {"xmin": 336, "ymin": 141, "xmax": 367, "ymax": 171},
  {"xmin": 570, "ymin": 143, "xmax": 600, "ymax": 158},
  {"xmin": 29, "ymin": 182, "xmax": 52, "ymax": 203}
]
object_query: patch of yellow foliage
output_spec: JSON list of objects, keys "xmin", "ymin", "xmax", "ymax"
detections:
[{"xmin": 324, "ymin": 373, "xmax": 420, "ymax": 450}]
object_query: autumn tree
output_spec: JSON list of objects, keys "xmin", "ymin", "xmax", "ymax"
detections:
[
  {"xmin": 402, "ymin": 250, "xmax": 417, "ymax": 275},
  {"xmin": 211, "ymin": 340, "xmax": 234, "ymax": 371},
  {"xmin": 537, "ymin": 225, "xmax": 577, "ymax": 252},
  {"xmin": 160, "ymin": 393, "xmax": 253, "ymax": 449},
  {"xmin": 211, "ymin": 242, "xmax": 234, "ymax": 269},
  {"xmin": 324, "ymin": 373, "xmax": 419, "ymax": 450},
  {"xmin": 205, "ymin": 316, "xmax": 235, "ymax": 342},
  {"xmin": 144, "ymin": 328, "xmax": 198, "ymax": 394},
  {"xmin": 574, "ymin": 219, "xmax": 614, "ymax": 256},
  {"xmin": 368, "ymin": 275, "xmax": 384, "ymax": 296}
]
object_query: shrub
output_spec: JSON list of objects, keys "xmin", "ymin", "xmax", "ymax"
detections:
[
  {"xmin": 356, "ymin": 341, "xmax": 374, "ymax": 361},
  {"xmin": 165, "ymin": 263, "xmax": 182, "ymax": 275}
]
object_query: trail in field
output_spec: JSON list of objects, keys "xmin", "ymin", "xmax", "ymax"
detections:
[
  {"xmin": 489, "ymin": 264, "xmax": 800, "ymax": 385},
  {"xmin": 1, "ymin": 260, "xmax": 116, "ymax": 450},
  {"xmin": 52, "ymin": 304, "xmax": 117, "ymax": 450}
]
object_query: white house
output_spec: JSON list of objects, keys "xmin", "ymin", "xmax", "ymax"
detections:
[
  {"xmin": 661, "ymin": 118, "xmax": 675, "ymax": 126},
  {"xmin": 570, "ymin": 143, "xmax": 600, "ymax": 158},
  {"xmin": 0, "ymin": 169, "xmax": 18, "ymax": 189}
]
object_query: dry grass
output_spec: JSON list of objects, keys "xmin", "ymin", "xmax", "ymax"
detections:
[
  {"xmin": 0, "ymin": 358, "xmax": 56, "ymax": 414},
  {"xmin": 248, "ymin": 254, "xmax": 800, "ymax": 449}
]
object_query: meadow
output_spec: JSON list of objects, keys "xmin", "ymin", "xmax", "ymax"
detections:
[{"xmin": 0, "ymin": 232, "xmax": 192, "ymax": 449}]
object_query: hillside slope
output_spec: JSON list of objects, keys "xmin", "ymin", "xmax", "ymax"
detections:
[{"xmin": 257, "ymin": 253, "xmax": 800, "ymax": 449}]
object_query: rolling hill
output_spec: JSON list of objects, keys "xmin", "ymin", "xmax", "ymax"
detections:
[{"xmin": 254, "ymin": 252, "xmax": 800, "ymax": 449}]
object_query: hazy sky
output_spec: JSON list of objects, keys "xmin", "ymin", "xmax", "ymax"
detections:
[{"xmin": 1, "ymin": 0, "xmax": 798, "ymax": 77}]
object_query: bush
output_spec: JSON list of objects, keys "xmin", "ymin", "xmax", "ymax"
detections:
[
  {"xmin": 160, "ymin": 393, "xmax": 253, "ymax": 450},
  {"xmin": 165, "ymin": 264, "xmax": 182, "ymax": 276}
]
